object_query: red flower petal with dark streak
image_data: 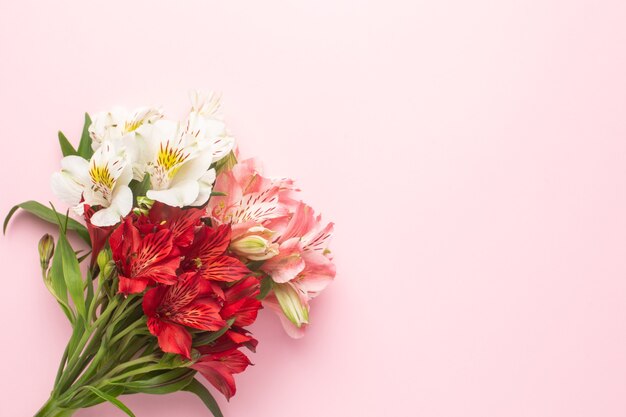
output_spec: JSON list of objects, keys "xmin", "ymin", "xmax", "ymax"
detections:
[
  {"xmin": 191, "ymin": 349, "xmax": 252, "ymax": 400},
  {"xmin": 110, "ymin": 217, "xmax": 180, "ymax": 294},
  {"xmin": 143, "ymin": 273, "xmax": 226, "ymax": 358}
]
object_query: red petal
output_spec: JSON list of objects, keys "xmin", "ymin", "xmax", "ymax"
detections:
[
  {"xmin": 192, "ymin": 361, "xmax": 237, "ymax": 400},
  {"xmin": 201, "ymin": 255, "xmax": 250, "ymax": 282},
  {"xmin": 185, "ymin": 225, "xmax": 232, "ymax": 266},
  {"xmin": 153, "ymin": 321, "xmax": 192, "ymax": 359},
  {"xmin": 172, "ymin": 300, "xmax": 225, "ymax": 331},
  {"xmin": 221, "ymin": 297, "xmax": 262, "ymax": 327},
  {"xmin": 133, "ymin": 229, "xmax": 177, "ymax": 276},
  {"xmin": 84, "ymin": 206, "xmax": 114, "ymax": 267},
  {"xmin": 224, "ymin": 276, "xmax": 260, "ymax": 303},
  {"xmin": 118, "ymin": 276, "xmax": 149, "ymax": 295},
  {"xmin": 149, "ymin": 202, "xmax": 205, "ymax": 248},
  {"xmin": 160, "ymin": 272, "xmax": 200, "ymax": 312},
  {"xmin": 143, "ymin": 285, "xmax": 167, "ymax": 317}
]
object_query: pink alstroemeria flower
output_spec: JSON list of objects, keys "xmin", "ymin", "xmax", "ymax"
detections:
[
  {"xmin": 208, "ymin": 158, "xmax": 335, "ymax": 338},
  {"xmin": 261, "ymin": 202, "xmax": 335, "ymax": 338}
]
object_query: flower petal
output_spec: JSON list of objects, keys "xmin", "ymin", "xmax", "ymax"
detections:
[
  {"xmin": 89, "ymin": 185, "xmax": 133, "ymax": 227},
  {"xmin": 261, "ymin": 238, "xmax": 305, "ymax": 283},
  {"xmin": 147, "ymin": 180, "xmax": 200, "ymax": 207},
  {"xmin": 150, "ymin": 320, "xmax": 193, "ymax": 359},
  {"xmin": 189, "ymin": 168, "xmax": 216, "ymax": 207}
]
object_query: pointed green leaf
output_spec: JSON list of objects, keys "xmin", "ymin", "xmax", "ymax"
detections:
[
  {"xmin": 257, "ymin": 275, "xmax": 272, "ymax": 300},
  {"xmin": 3, "ymin": 201, "xmax": 90, "ymax": 245},
  {"xmin": 84, "ymin": 386, "xmax": 136, "ymax": 417},
  {"xmin": 49, "ymin": 242, "xmax": 73, "ymax": 321},
  {"xmin": 56, "ymin": 228, "xmax": 86, "ymax": 319},
  {"xmin": 183, "ymin": 379, "xmax": 223, "ymax": 417},
  {"xmin": 114, "ymin": 369, "xmax": 196, "ymax": 395},
  {"xmin": 129, "ymin": 173, "xmax": 151, "ymax": 203},
  {"xmin": 77, "ymin": 113, "xmax": 93, "ymax": 159},
  {"xmin": 58, "ymin": 131, "xmax": 77, "ymax": 156}
]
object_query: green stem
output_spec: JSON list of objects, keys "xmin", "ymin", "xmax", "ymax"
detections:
[
  {"xmin": 34, "ymin": 397, "xmax": 75, "ymax": 417},
  {"xmin": 109, "ymin": 318, "xmax": 145, "ymax": 345}
]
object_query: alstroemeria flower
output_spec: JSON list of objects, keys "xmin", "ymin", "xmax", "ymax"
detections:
[
  {"xmin": 137, "ymin": 201, "xmax": 205, "ymax": 248},
  {"xmin": 110, "ymin": 216, "xmax": 180, "ymax": 294},
  {"xmin": 89, "ymin": 106, "xmax": 163, "ymax": 151},
  {"xmin": 181, "ymin": 224, "xmax": 250, "ymax": 283},
  {"xmin": 220, "ymin": 276, "xmax": 262, "ymax": 327},
  {"xmin": 261, "ymin": 202, "xmax": 336, "ymax": 338},
  {"xmin": 51, "ymin": 141, "xmax": 133, "ymax": 227},
  {"xmin": 188, "ymin": 91, "xmax": 236, "ymax": 163},
  {"xmin": 143, "ymin": 272, "xmax": 226, "ymax": 359},
  {"xmin": 191, "ymin": 348, "xmax": 252, "ymax": 400},
  {"xmin": 136, "ymin": 118, "xmax": 216, "ymax": 207}
]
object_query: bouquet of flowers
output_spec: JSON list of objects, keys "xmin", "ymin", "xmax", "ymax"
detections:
[{"xmin": 4, "ymin": 93, "xmax": 336, "ymax": 417}]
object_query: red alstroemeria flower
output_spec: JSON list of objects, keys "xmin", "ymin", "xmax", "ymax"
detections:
[
  {"xmin": 143, "ymin": 272, "xmax": 225, "ymax": 359},
  {"xmin": 220, "ymin": 276, "xmax": 262, "ymax": 327},
  {"xmin": 181, "ymin": 224, "xmax": 250, "ymax": 282},
  {"xmin": 191, "ymin": 348, "xmax": 252, "ymax": 400},
  {"xmin": 137, "ymin": 201, "xmax": 205, "ymax": 248},
  {"xmin": 84, "ymin": 205, "xmax": 114, "ymax": 268},
  {"xmin": 110, "ymin": 216, "xmax": 180, "ymax": 294}
]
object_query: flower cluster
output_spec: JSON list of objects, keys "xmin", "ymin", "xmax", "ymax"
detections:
[
  {"xmin": 7, "ymin": 93, "xmax": 335, "ymax": 417},
  {"xmin": 52, "ymin": 93, "xmax": 232, "ymax": 227},
  {"xmin": 208, "ymin": 158, "xmax": 336, "ymax": 338}
]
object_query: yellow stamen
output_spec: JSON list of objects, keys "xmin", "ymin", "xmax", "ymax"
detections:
[
  {"xmin": 89, "ymin": 165, "xmax": 115, "ymax": 189},
  {"xmin": 157, "ymin": 142, "xmax": 188, "ymax": 178}
]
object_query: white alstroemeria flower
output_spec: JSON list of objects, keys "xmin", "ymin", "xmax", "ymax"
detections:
[
  {"xmin": 89, "ymin": 106, "xmax": 163, "ymax": 151},
  {"xmin": 141, "ymin": 119, "xmax": 216, "ymax": 207},
  {"xmin": 51, "ymin": 141, "xmax": 133, "ymax": 227},
  {"xmin": 188, "ymin": 91, "xmax": 235, "ymax": 162}
]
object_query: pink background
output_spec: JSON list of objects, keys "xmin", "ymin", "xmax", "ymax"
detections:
[{"xmin": 2, "ymin": 1, "xmax": 626, "ymax": 416}]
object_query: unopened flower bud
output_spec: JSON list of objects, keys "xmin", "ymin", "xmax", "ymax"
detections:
[
  {"xmin": 102, "ymin": 260, "xmax": 117, "ymax": 281},
  {"xmin": 38, "ymin": 234, "xmax": 55, "ymax": 271},
  {"xmin": 273, "ymin": 283, "xmax": 309, "ymax": 328},
  {"xmin": 96, "ymin": 249, "xmax": 111, "ymax": 272},
  {"xmin": 231, "ymin": 234, "xmax": 279, "ymax": 261}
]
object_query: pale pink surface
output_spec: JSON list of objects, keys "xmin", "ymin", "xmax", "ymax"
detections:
[{"xmin": 2, "ymin": 1, "xmax": 626, "ymax": 416}]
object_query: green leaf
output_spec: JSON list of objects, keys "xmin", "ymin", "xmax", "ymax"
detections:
[
  {"xmin": 183, "ymin": 379, "xmax": 223, "ymax": 417},
  {"xmin": 257, "ymin": 275, "xmax": 272, "ymax": 300},
  {"xmin": 72, "ymin": 385, "xmax": 125, "ymax": 408},
  {"xmin": 84, "ymin": 386, "xmax": 136, "ymax": 417},
  {"xmin": 76, "ymin": 113, "xmax": 93, "ymax": 159},
  {"xmin": 58, "ymin": 131, "xmax": 77, "ymax": 156},
  {"xmin": 129, "ymin": 173, "xmax": 151, "ymax": 203},
  {"xmin": 210, "ymin": 191, "xmax": 226, "ymax": 197},
  {"xmin": 192, "ymin": 318, "xmax": 235, "ymax": 347},
  {"xmin": 115, "ymin": 369, "xmax": 196, "ymax": 395},
  {"xmin": 3, "ymin": 201, "xmax": 91, "ymax": 245},
  {"xmin": 56, "ymin": 226, "xmax": 86, "ymax": 320},
  {"xmin": 49, "ymin": 242, "xmax": 74, "ymax": 322},
  {"xmin": 214, "ymin": 151, "xmax": 237, "ymax": 175}
]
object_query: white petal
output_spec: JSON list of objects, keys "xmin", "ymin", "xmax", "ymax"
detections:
[
  {"xmin": 171, "ymin": 149, "xmax": 213, "ymax": 186},
  {"xmin": 90, "ymin": 185, "xmax": 133, "ymax": 227},
  {"xmin": 51, "ymin": 172, "xmax": 83, "ymax": 206},
  {"xmin": 211, "ymin": 135, "xmax": 235, "ymax": 162},
  {"xmin": 60, "ymin": 155, "xmax": 90, "ymax": 185},
  {"xmin": 147, "ymin": 180, "xmax": 199, "ymax": 207},
  {"xmin": 189, "ymin": 168, "xmax": 216, "ymax": 206}
]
